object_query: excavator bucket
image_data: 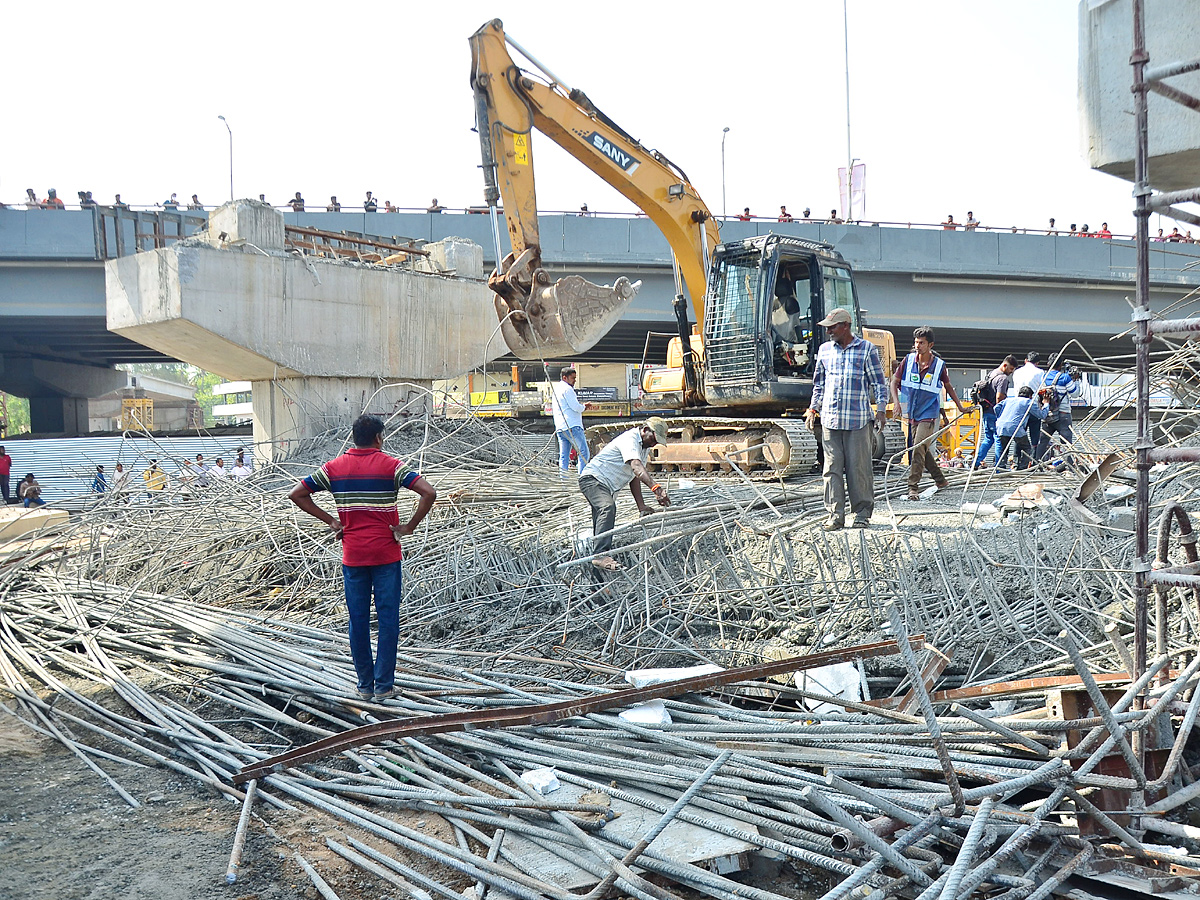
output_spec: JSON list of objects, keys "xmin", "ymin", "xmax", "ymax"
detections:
[{"xmin": 496, "ymin": 275, "xmax": 641, "ymax": 360}]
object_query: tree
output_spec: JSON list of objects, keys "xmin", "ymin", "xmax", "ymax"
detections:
[
  {"xmin": 0, "ymin": 394, "xmax": 30, "ymax": 436},
  {"xmin": 190, "ymin": 370, "xmax": 225, "ymax": 425}
]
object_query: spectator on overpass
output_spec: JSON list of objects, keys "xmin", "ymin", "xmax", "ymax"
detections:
[
  {"xmin": 1069, "ymin": 224, "xmax": 1078, "ymax": 235},
  {"xmin": 162, "ymin": 193, "xmax": 179, "ymax": 210},
  {"xmin": 965, "ymin": 211, "xmax": 979, "ymax": 231},
  {"xmin": 327, "ymin": 196, "xmax": 341, "ymax": 212},
  {"xmin": 1155, "ymin": 228, "xmax": 1166, "ymax": 241},
  {"xmin": 942, "ymin": 214, "xmax": 957, "ymax": 230},
  {"xmin": 78, "ymin": 191, "xmax": 97, "ymax": 209},
  {"xmin": 1096, "ymin": 222, "xmax": 1112, "ymax": 239},
  {"xmin": 19, "ymin": 474, "xmax": 44, "ymax": 507},
  {"xmin": 828, "ymin": 209, "xmax": 844, "ymax": 224},
  {"xmin": 428, "ymin": 198, "xmax": 445, "ymax": 213},
  {"xmin": 188, "ymin": 194, "xmax": 204, "ymax": 210},
  {"xmin": 289, "ymin": 192, "xmax": 305, "ymax": 212},
  {"xmin": 384, "ymin": 200, "xmax": 397, "ymax": 212},
  {"xmin": 113, "ymin": 194, "xmax": 129, "ymax": 210},
  {"xmin": 1079, "ymin": 224, "xmax": 1091, "ymax": 237},
  {"xmin": 802, "ymin": 207, "xmax": 812, "ymax": 219},
  {"xmin": 363, "ymin": 191, "xmax": 378, "ymax": 212},
  {"xmin": 1047, "ymin": 218, "xmax": 1057, "ymax": 234},
  {"xmin": 24, "ymin": 189, "xmax": 39, "ymax": 209},
  {"xmin": 738, "ymin": 207, "xmax": 752, "ymax": 221},
  {"xmin": 42, "ymin": 189, "xmax": 64, "ymax": 210},
  {"xmin": 778, "ymin": 205, "xmax": 793, "ymax": 223}
]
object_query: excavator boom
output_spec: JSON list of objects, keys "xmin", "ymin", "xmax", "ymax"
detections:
[{"xmin": 469, "ymin": 19, "xmax": 719, "ymax": 358}]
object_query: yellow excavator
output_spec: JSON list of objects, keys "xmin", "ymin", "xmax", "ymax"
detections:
[{"xmin": 470, "ymin": 19, "xmax": 902, "ymax": 476}]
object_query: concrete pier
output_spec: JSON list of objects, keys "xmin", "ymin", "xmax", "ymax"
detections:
[{"xmin": 105, "ymin": 201, "xmax": 501, "ymax": 457}]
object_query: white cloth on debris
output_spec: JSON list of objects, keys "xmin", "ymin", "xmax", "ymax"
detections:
[
  {"xmin": 624, "ymin": 663, "xmax": 723, "ymax": 688},
  {"xmin": 795, "ymin": 661, "xmax": 863, "ymax": 715}
]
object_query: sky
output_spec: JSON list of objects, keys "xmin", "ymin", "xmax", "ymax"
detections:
[{"xmin": 3, "ymin": 1, "xmax": 1138, "ymax": 233}]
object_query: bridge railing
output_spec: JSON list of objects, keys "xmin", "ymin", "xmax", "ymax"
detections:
[{"xmin": 94, "ymin": 207, "xmax": 209, "ymax": 259}]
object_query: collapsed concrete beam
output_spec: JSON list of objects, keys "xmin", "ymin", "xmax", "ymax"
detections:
[{"xmin": 105, "ymin": 201, "xmax": 504, "ymax": 456}]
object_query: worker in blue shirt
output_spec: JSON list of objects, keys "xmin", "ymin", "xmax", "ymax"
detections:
[{"xmin": 995, "ymin": 386, "xmax": 1046, "ymax": 470}]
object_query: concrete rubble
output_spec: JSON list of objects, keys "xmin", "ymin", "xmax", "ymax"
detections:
[{"xmin": 1, "ymin": 340, "xmax": 1199, "ymax": 899}]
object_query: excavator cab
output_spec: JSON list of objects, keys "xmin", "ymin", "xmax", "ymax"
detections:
[{"xmin": 703, "ymin": 234, "xmax": 861, "ymax": 412}]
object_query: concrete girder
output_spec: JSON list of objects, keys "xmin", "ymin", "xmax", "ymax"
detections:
[{"xmin": 105, "ymin": 202, "xmax": 503, "ymax": 457}]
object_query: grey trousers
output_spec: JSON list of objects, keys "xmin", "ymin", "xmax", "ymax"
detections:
[
  {"xmin": 579, "ymin": 474, "xmax": 618, "ymax": 555},
  {"xmin": 822, "ymin": 424, "xmax": 875, "ymax": 522}
]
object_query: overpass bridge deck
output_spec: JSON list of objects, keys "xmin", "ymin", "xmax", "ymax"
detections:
[{"xmin": 2, "ymin": 207, "xmax": 1199, "ymax": 371}]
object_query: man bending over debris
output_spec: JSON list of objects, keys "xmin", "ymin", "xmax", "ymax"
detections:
[
  {"xmin": 288, "ymin": 414, "xmax": 437, "ymax": 702},
  {"xmin": 578, "ymin": 418, "xmax": 670, "ymax": 570}
]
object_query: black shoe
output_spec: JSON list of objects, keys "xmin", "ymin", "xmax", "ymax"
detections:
[
  {"xmin": 850, "ymin": 519, "xmax": 870, "ymax": 529},
  {"xmin": 823, "ymin": 517, "xmax": 844, "ymax": 532}
]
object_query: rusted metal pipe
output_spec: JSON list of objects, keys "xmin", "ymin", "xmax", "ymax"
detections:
[{"xmin": 224, "ymin": 777, "xmax": 257, "ymax": 884}]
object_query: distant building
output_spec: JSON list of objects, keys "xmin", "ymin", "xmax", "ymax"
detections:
[
  {"xmin": 88, "ymin": 373, "xmax": 201, "ymax": 432},
  {"xmin": 212, "ymin": 381, "xmax": 252, "ymax": 425}
]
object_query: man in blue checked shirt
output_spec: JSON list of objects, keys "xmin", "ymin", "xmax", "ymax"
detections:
[{"xmin": 804, "ymin": 307, "xmax": 888, "ymax": 531}]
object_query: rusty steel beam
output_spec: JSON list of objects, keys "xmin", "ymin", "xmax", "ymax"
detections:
[
  {"xmin": 284, "ymin": 225, "xmax": 429, "ymax": 256},
  {"xmin": 233, "ymin": 636, "xmax": 921, "ymax": 784}
]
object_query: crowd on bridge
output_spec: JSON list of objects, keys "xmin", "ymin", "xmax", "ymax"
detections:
[{"xmin": 9, "ymin": 187, "xmax": 1166, "ymax": 240}]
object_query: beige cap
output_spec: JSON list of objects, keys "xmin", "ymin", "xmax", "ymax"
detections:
[
  {"xmin": 817, "ymin": 307, "xmax": 852, "ymax": 327},
  {"xmin": 644, "ymin": 417, "xmax": 669, "ymax": 444}
]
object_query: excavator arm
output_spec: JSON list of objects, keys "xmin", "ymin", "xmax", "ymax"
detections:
[{"xmin": 470, "ymin": 18, "xmax": 719, "ymax": 359}]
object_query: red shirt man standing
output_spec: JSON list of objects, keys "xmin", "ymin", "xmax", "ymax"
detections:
[
  {"xmin": 0, "ymin": 445, "xmax": 11, "ymax": 505},
  {"xmin": 289, "ymin": 415, "xmax": 437, "ymax": 701}
]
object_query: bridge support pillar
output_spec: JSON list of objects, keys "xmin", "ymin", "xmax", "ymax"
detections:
[
  {"xmin": 27, "ymin": 397, "xmax": 90, "ymax": 435},
  {"xmin": 0, "ymin": 356, "xmax": 128, "ymax": 436},
  {"xmin": 250, "ymin": 377, "xmax": 432, "ymax": 460}
]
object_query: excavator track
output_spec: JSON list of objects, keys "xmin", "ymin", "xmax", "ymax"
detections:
[{"xmin": 585, "ymin": 417, "xmax": 819, "ymax": 480}]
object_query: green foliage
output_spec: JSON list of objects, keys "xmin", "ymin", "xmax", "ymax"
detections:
[
  {"xmin": 190, "ymin": 370, "xmax": 225, "ymax": 425},
  {"xmin": 1, "ymin": 395, "xmax": 30, "ymax": 436}
]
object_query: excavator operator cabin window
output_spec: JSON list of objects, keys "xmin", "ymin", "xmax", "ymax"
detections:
[{"xmin": 822, "ymin": 266, "xmax": 859, "ymax": 331}]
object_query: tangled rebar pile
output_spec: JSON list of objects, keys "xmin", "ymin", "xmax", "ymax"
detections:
[{"xmin": 2, "ymin": 350, "xmax": 1200, "ymax": 897}]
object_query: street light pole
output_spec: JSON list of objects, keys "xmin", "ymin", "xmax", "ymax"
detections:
[
  {"xmin": 218, "ymin": 115, "xmax": 233, "ymax": 201},
  {"xmin": 721, "ymin": 126, "xmax": 730, "ymax": 221}
]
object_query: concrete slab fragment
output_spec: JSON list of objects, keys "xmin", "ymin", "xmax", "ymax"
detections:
[{"xmin": 494, "ymin": 781, "xmax": 755, "ymax": 892}]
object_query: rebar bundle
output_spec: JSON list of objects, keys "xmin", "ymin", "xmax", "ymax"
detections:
[{"xmin": 0, "ymin": 363, "xmax": 1198, "ymax": 898}]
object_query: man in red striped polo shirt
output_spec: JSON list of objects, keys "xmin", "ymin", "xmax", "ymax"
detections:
[{"xmin": 288, "ymin": 414, "xmax": 437, "ymax": 701}]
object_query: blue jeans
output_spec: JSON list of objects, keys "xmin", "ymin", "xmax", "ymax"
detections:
[
  {"xmin": 557, "ymin": 426, "xmax": 590, "ymax": 471},
  {"xmin": 974, "ymin": 410, "xmax": 998, "ymax": 467},
  {"xmin": 23, "ymin": 497, "xmax": 45, "ymax": 508},
  {"xmin": 342, "ymin": 560, "xmax": 401, "ymax": 694}
]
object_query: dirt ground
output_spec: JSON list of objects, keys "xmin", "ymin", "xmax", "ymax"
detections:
[
  {"xmin": 0, "ymin": 704, "xmax": 821, "ymax": 900},
  {"xmin": 0, "ymin": 708, "xmax": 465, "ymax": 900}
]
